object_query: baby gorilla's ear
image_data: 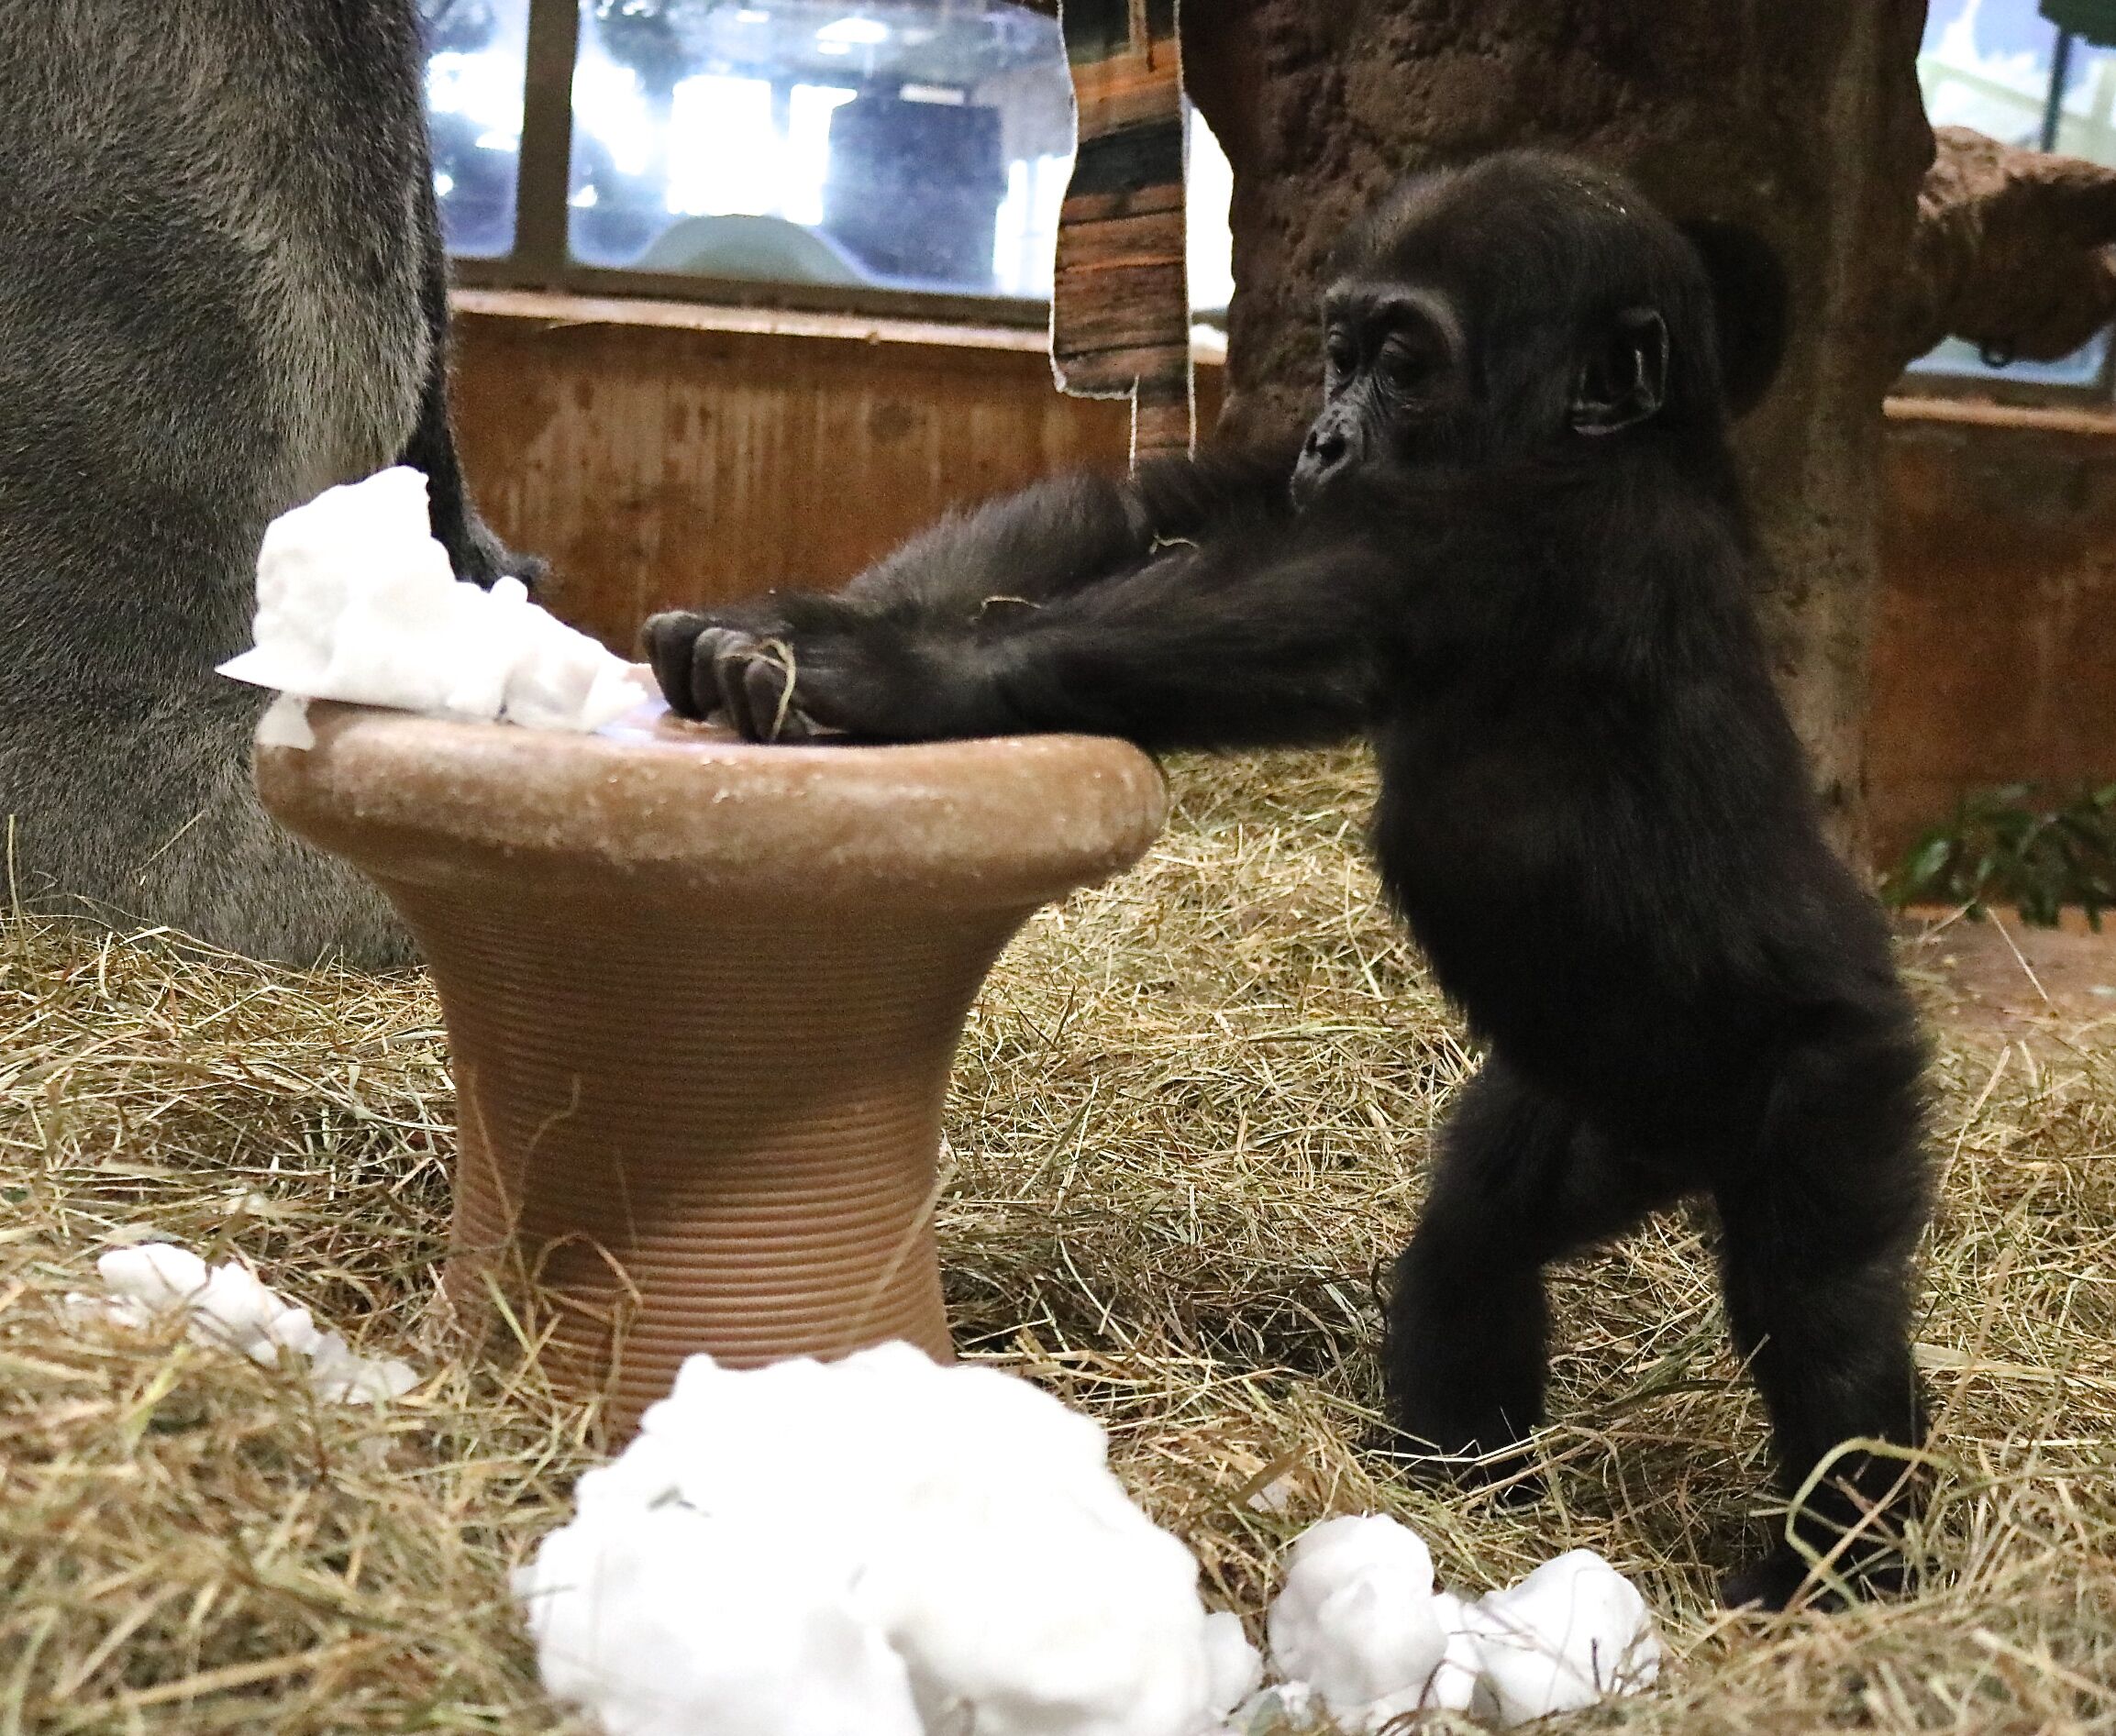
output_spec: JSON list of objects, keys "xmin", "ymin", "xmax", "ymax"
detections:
[
  {"xmin": 1677, "ymin": 217, "xmax": 1789, "ymax": 419},
  {"xmin": 1568, "ymin": 308, "xmax": 1669, "ymax": 436}
]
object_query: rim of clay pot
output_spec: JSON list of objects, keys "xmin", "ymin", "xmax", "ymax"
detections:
[{"xmin": 256, "ymin": 700, "xmax": 1169, "ymax": 913}]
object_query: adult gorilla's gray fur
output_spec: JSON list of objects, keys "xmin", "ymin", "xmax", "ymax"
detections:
[{"xmin": 0, "ymin": 0, "xmax": 537, "ymax": 966}]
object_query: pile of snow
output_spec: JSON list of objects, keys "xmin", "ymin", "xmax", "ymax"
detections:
[
  {"xmin": 67, "ymin": 1242, "xmax": 418, "ymax": 1405},
  {"xmin": 1258, "ymin": 1515, "xmax": 1659, "ymax": 1730},
  {"xmin": 516, "ymin": 1347, "xmax": 1659, "ymax": 1736},
  {"xmin": 218, "ymin": 466, "xmax": 649, "ymax": 746},
  {"xmin": 515, "ymin": 1343, "xmax": 1260, "ymax": 1736}
]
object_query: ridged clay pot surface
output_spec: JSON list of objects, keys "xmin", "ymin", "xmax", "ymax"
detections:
[{"xmin": 255, "ymin": 700, "xmax": 1167, "ymax": 1432}]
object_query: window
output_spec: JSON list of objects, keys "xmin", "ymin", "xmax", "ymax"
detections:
[
  {"xmin": 425, "ymin": 0, "xmax": 534, "ymax": 259},
  {"xmin": 1911, "ymin": 0, "xmax": 2116, "ymax": 391},
  {"xmin": 420, "ymin": 0, "xmax": 1235, "ymax": 323}
]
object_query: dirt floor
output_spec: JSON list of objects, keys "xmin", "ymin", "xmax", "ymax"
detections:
[
  {"xmin": 2, "ymin": 746, "xmax": 2111, "ymax": 1733},
  {"xmin": 1897, "ymin": 906, "xmax": 2116, "ymax": 1045}
]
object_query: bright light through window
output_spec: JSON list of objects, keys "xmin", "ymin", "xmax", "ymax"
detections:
[
  {"xmin": 572, "ymin": 50, "xmax": 655, "ymax": 180},
  {"xmin": 816, "ymin": 16, "xmax": 890, "ymax": 45},
  {"xmin": 427, "ymin": 50, "xmax": 524, "ymax": 148},
  {"xmin": 1187, "ymin": 113, "xmax": 1235, "ymax": 315},
  {"xmin": 418, "ymin": 0, "xmax": 530, "ymax": 260},
  {"xmin": 668, "ymin": 75, "xmax": 778, "ymax": 216},
  {"xmin": 992, "ymin": 154, "xmax": 1068, "ymax": 298},
  {"xmin": 785, "ymin": 84, "xmax": 859, "ymax": 227},
  {"xmin": 562, "ymin": 0, "xmax": 1071, "ymax": 288}
]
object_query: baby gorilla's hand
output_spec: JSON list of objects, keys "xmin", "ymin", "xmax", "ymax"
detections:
[
  {"xmin": 688, "ymin": 625, "xmax": 827, "ymax": 741},
  {"xmin": 643, "ymin": 606, "xmax": 803, "ymax": 734},
  {"xmin": 643, "ymin": 605, "xmax": 999, "ymax": 744}
]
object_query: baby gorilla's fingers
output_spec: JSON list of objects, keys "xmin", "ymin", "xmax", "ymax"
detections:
[
  {"xmin": 692, "ymin": 628, "xmax": 757, "ymax": 733},
  {"xmin": 640, "ymin": 611, "xmax": 713, "ymax": 718},
  {"xmin": 729, "ymin": 637, "xmax": 801, "ymax": 741},
  {"xmin": 692, "ymin": 630, "xmax": 818, "ymax": 742}
]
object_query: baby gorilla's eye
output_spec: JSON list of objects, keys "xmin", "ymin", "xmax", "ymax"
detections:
[
  {"xmin": 1324, "ymin": 330, "xmax": 1358, "ymax": 381},
  {"xmin": 1379, "ymin": 332, "xmax": 1444, "ymax": 393}
]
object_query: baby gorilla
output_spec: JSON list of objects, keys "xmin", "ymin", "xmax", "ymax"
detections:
[{"xmin": 645, "ymin": 151, "xmax": 1932, "ymax": 1609}]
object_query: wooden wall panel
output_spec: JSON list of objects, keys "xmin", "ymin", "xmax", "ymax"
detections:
[{"xmin": 1870, "ymin": 398, "xmax": 2116, "ymax": 866}]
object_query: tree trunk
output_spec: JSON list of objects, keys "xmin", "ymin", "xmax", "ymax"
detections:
[{"xmin": 1180, "ymin": 1, "xmax": 1935, "ymax": 858}]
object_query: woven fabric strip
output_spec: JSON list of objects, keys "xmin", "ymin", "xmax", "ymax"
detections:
[{"xmin": 1051, "ymin": 0, "xmax": 1194, "ymax": 462}]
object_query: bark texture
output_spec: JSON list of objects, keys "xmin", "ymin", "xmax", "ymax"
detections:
[
  {"xmin": 1898, "ymin": 125, "xmax": 2116, "ymax": 370},
  {"xmin": 1177, "ymin": 0, "xmax": 1936, "ymax": 854}
]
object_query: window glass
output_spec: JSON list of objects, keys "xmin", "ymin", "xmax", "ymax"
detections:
[
  {"xmin": 421, "ymin": 0, "xmax": 533, "ymax": 258},
  {"xmin": 1912, "ymin": 0, "xmax": 2110, "ymax": 385},
  {"xmin": 419, "ymin": 0, "xmax": 1236, "ymax": 314},
  {"xmin": 564, "ymin": 0, "xmax": 1072, "ymax": 295},
  {"xmin": 561, "ymin": 0, "xmax": 1233, "ymax": 311},
  {"xmin": 1188, "ymin": 109, "xmax": 1235, "ymax": 319},
  {"xmin": 2050, "ymin": 38, "xmax": 2116, "ymax": 165},
  {"xmin": 1920, "ymin": 0, "xmax": 2062, "ymax": 146}
]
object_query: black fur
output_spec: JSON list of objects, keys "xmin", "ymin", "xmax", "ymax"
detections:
[
  {"xmin": 0, "ymin": 0, "xmax": 537, "ymax": 965},
  {"xmin": 644, "ymin": 151, "xmax": 1932, "ymax": 1607}
]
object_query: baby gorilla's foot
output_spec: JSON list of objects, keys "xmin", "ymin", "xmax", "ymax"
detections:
[
  {"xmin": 1722, "ymin": 1519, "xmax": 1919, "ymax": 1612},
  {"xmin": 1381, "ymin": 1259, "xmax": 1548, "ymax": 1504},
  {"xmin": 1372, "ymin": 1405, "xmax": 1547, "ymax": 1507},
  {"xmin": 1722, "ymin": 1547, "xmax": 1819, "ymax": 1613},
  {"xmin": 1379, "ymin": 1336, "xmax": 1546, "ymax": 1504}
]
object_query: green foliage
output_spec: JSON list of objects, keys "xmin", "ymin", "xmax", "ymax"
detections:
[{"xmin": 1884, "ymin": 781, "xmax": 2116, "ymax": 928}]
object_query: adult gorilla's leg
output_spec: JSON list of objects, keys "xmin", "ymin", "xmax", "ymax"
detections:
[
  {"xmin": 1714, "ymin": 1023, "xmax": 1930, "ymax": 1609},
  {"xmin": 1384, "ymin": 1055, "xmax": 1679, "ymax": 1481}
]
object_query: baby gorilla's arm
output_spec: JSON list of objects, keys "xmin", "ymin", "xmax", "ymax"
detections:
[
  {"xmin": 645, "ymin": 471, "xmax": 1147, "ymax": 727},
  {"xmin": 642, "ymin": 448, "xmax": 1301, "ymax": 734},
  {"xmin": 654, "ymin": 525, "xmax": 1399, "ymax": 753}
]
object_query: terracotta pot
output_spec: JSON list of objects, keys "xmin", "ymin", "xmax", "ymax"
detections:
[{"xmin": 255, "ymin": 700, "xmax": 1165, "ymax": 1432}]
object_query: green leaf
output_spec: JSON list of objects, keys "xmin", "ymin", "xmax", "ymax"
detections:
[{"xmin": 1894, "ymin": 779, "xmax": 2116, "ymax": 925}]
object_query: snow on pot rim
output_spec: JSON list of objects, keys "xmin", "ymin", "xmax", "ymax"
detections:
[{"xmin": 219, "ymin": 465, "xmax": 647, "ymax": 739}]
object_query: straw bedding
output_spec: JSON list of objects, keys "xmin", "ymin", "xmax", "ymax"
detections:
[{"xmin": 3, "ymin": 746, "xmax": 2111, "ymax": 1732}]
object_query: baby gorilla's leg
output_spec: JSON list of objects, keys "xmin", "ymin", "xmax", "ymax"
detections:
[
  {"xmin": 1384, "ymin": 1056, "xmax": 1679, "ymax": 1490},
  {"xmin": 1713, "ymin": 1023, "xmax": 1930, "ymax": 1609}
]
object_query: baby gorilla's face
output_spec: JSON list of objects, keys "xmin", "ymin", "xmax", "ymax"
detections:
[{"xmin": 1294, "ymin": 282, "xmax": 1471, "ymax": 509}]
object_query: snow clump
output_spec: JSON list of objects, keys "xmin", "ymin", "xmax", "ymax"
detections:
[
  {"xmin": 1264, "ymin": 1515, "xmax": 1450, "ymax": 1729},
  {"xmin": 1257, "ymin": 1513, "xmax": 1659, "ymax": 1730},
  {"xmin": 515, "ymin": 1342, "xmax": 1260, "ymax": 1736},
  {"xmin": 69, "ymin": 1242, "xmax": 418, "ymax": 1403},
  {"xmin": 218, "ymin": 466, "xmax": 648, "ymax": 745}
]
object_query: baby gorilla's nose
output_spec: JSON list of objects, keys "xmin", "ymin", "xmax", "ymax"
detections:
[
  {"xmin": 1291, "ymin": 419, "xmax": 1359, "ymax": 507},
  {"xmin": 1306, "ymin": 426, "xmax": 1347, "ymax": 465}
]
